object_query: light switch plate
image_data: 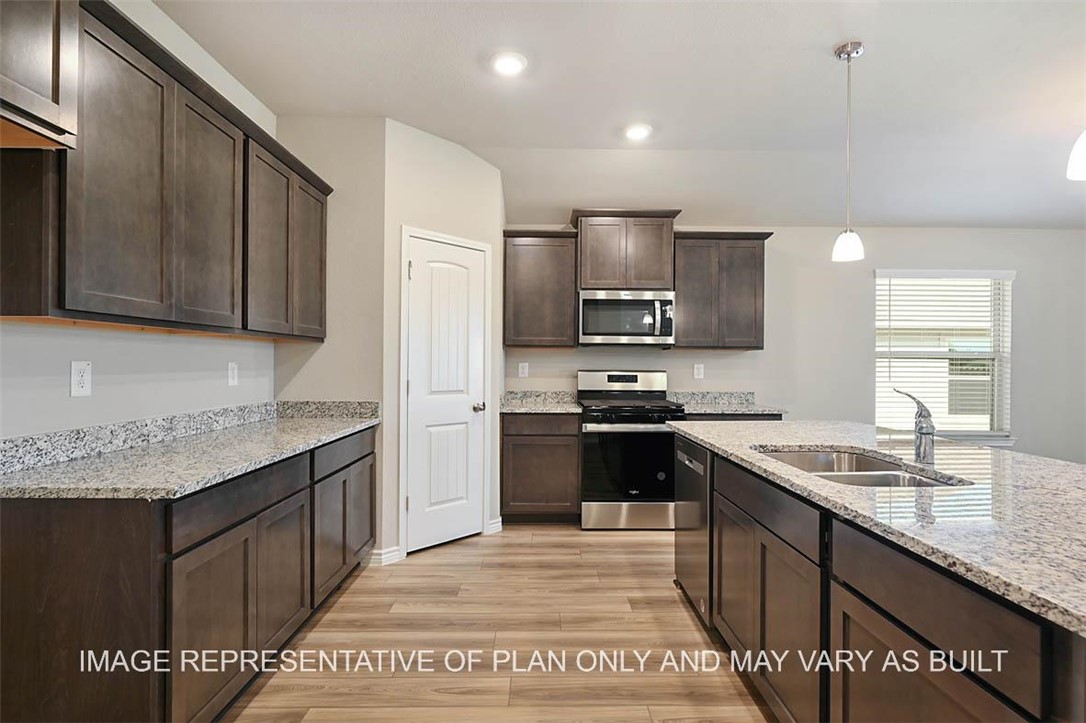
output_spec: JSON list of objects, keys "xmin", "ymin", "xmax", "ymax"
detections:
[
  {"xmin": 518, "ymin": 363, "xmax": 529, "ymax": 378},
  {"xmin": 693, "ymin": 364, "xmax": 705, "ymax": 380},
  {"xmin": 71, "ymin": 361, "xmax": 92, "ymax": 397},
  {"xmin": 228, "ymin": 362, "xmax": 239, "ymax": 387}
]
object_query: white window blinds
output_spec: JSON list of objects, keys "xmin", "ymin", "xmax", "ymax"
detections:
[{"xmin": 876, "ymin": 270, "xmax": 1014, "ymax": 436}]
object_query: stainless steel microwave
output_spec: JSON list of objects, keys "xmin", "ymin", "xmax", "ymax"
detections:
[{"xmin": 579, "ymin": 290, "xmax": 676, "ymax": 345}]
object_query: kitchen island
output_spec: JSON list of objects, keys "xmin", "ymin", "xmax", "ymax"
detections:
[{"xmin": 669, "ymin": 420, "xmax": 1086, "ymax": 722}]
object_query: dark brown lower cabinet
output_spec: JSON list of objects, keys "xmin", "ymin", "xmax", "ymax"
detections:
[
  {"xmin": 829, "ymin": 582, "xmax": 1024, "ymax": 722},
  {"xmin": 170, "ymin": 519, "xmax": 259, "ymax": 723},
  {"xmin": 313, "ymin": 456, "xmax": 375, "ymax": 606},
  {"xmin": 754, "ymin": 525, "xmax": 822, "ymax": 723},
  {"xmin": 713, "ymin": 492, "xmax": 756, "ymax": 652},
  {"xmin": 501, "ymin": 434, "xmax": 580, "ymax": 515},
  {"xmin": 256, "ymin": 490, "xmax": 311, "ymax": 651}
]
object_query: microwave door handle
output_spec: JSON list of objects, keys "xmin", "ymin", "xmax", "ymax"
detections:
[{"xmin": 653, "ymin": 300, "xmax": 661, "ymax": 336}]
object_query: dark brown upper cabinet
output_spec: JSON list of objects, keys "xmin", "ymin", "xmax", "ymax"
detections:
[
  {"xmin": 503, "ymin": 231, "xmax": 577, "ymax": 346},
  {"xmin": 64, "ymin": 13, "xmax": 177, "ymax": 320},
  {"xmin": 246, "ymin": 142, "xmax": 293, "ymax": 335},
  {"xmin": 291, "ymin": 176, "xmax": 328, "ymax": 338},
  {"xmin": 574, "ymin": 209, "xmax": 679, "ymax": 290},
  {"xmin": 246, "ymin": 140, "xmax": 328, "ymax": 339},
  {"xmin": 674, "ymin": 232, "xmax": 770, "ymax": 349},
  {"xmin": 0, "ymin": 4, "xmax": 332, "ymax": 341},
  {"xmin": 175, "ymin": 89, "xmax": 244, "ymax": 328},
  {"xmin": 0, "ymin": 0, "xmax": 79, "ymax": 146}
]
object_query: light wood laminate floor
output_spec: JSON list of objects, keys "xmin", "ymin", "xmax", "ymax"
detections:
[{"xmin": 224, "ymin": 525, "xmax": 770, "ymax": 722}]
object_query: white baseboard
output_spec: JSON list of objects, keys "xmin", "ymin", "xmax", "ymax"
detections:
[
  {"xmin": 484, "ymin": 517, "xmax": 503, "ymax": 535},
  {"xmin": 371, "ymin": 545, "xmax": 406, "ymax": 566}
]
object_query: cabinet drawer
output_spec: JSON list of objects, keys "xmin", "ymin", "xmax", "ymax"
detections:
[
  {"xmin": 833, "ymin": 521, "xmax": 1042, "ymax": 717},
  {"xmin": 312, "ymin": 428, "xmax": 376, "ymax": 481},
  {"xmin": 714, "ymin": 457, "xmax": 820, "ymax": 562},
  {"xmin": 502, "ymin": 414, "xmax": 580, "ymax": 436},
  {"xmin": 169, "ymin": 454, "xmax": 309, "ymax": 554}
]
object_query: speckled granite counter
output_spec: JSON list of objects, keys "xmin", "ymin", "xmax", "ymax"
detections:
[
  {"xmin": 668, "ymin": 391, "xmax": 787, "ymax": 416},
  {"xmin": 501, "ymin": 391, "xmax": 582, "ymax": 414},
  {"xmin": 0, "ymin": 416, "xmax": 380, "ymax": 500},
  {"xmin": 668, "ymin": 420, "xmax": 1086, "ymax": 635}
]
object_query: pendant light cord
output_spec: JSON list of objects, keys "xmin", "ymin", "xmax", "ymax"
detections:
[{"xmin": 846, "ymin": 55, "xmax": 852, "ymax": 231}]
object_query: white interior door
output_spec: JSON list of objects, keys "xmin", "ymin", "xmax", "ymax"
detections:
[{"xmin": 405, "ymin": 234, "xmax": 486, "ymax": 552}]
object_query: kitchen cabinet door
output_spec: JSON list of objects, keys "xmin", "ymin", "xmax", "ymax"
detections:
[
  {"xmin": 754, "ymin": 525, "xmax": 823, "ymax": 723},
  {"xmin": 719, "ymin": 240, "xmax": 765, "ymax": 348},
  {"xmin": 625, "ymin": 217, "xmax": 674, "ymax": 289},
  {"xmin": 246, "ymin": 141, "xmax": 293, "ymax": 335},
  {"xmin": 501, "ymin": 434, "xmax": 581, "ymax": 515},
  {"xmin": 346, "ymin": 455, "xmax": 376, "ymax": 561},
  {"xmin": 170, "ymin": 519, "xmax": 258, "ymax": 723},
  {"xmin": 713, "ymin": 492, "xmax": 756, "ymax": 652},
  {"xmin": 504, "ymin": 235, "xmax": 577, "ymax": 346},
  {"xmin": 829, "ymin": 582, "xmax": 1024, "ymax": 723},
  {"xmin": 175, "ymin": 89, "xmax": 244, "ymax": 327},
  {"xmin": 291, "ymin": 176, "xmax": 327, "ymax": 338},
  {"xmin": 312, "ymin": 470, "xmax": 349, "ymax": 606},
  {"xmin": 0, "ymin": 0, "xmax": 78, "ymax": 142},
  {"xmin": 64, "ymin": 12, "xmax": 176, "ymax": 320},
  {"xmin": 256, "ymin": 490, "xmax": 311, "ymax": 652},
  {"xmin": 579, "ymin": 217, "xmax": 627, "ymax": 289},
  {"xmin": 674, "ymin": 239, "xmax": 719, "ymax": 346}
]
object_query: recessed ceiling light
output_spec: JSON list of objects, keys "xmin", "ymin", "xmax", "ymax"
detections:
[
  {"xmin": 624, "ymin": 123, "xmax": 653, "ymax": 141},
  {"xmin": 491, "ymin": 52, "xmax": 527, "ymax": 77}
]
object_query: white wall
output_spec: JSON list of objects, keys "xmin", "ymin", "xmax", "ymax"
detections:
[
  {"xmin": 0, "ymin": 323, "xmax": 273, "ymax": 437},
  {"xmin": 109, "ymin": 0, "xmax": 277, "ymax": 136},
  {"xmin": 0, "ymin": 0, "xmax": 280, "ymax": 440},
  {"xmin": 506, "ymin": 227, "xmax": 1086, "ymax": 463},
  {"xmin": 381, "ymin": 120, "xmax": 506, "ymax": 551}
]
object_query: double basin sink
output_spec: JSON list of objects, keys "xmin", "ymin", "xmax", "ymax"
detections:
[{"xmin": 760, "ymin": 450, "xmax": 971, "ymax": 488}]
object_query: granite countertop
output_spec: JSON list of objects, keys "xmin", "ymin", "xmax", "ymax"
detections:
[
  {"xmin": 668, "ymin": 420, "xmax": 1086, "ymax": 636},
  {"xmin": 0, "ymin": 416, "xmax": 380, "ymax": 500},
  {"xmin": 500, "ymin": 391, "xmax": 582, "ymax": 414},
  {"xmin": 682, "ymin": 403, "xmax": 787, "ymax": 415}
]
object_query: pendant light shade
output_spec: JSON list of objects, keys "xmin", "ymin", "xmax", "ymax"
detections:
[
  {"xmin": 832, "ymin": 230, "xmax": 865, "ymax": 262},
  {"xmin": 833, "ymin": 41, "xmax": 865, "ymax": 262},
  {"xmin": 1067, "ymin": 130, "xmax": 1086, "ymax": 180}
]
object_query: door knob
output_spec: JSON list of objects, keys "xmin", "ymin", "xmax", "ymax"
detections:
[{"xmin": 472, "ymin": 402, "xmax": 486, "ymax": 413}]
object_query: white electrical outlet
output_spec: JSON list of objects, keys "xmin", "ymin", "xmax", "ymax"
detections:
[
  {"xmin": 70, "ymin": 361, "xmax": 92, "ymax": 397},
  {"xmin": 228, "ymin": 362, "xmax": 239, "ymax": 387},
  {"xmin": 518, "ymin": 363, "xmax": 529, "ymax": 378},
  {"xmin": 693, "ymin": 363, "xmax": 705, "ymax": 380}
]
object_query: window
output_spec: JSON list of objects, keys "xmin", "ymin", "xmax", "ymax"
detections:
[{"xmin": 876, "ymin": 270, "xmax": 1014, "ymax": 438}]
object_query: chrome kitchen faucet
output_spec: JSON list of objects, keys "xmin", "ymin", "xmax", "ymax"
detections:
[{"xmin": 893, "ymin": 388, "xmax": 935, "ymax": 465}]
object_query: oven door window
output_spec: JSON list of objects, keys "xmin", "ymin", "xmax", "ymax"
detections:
[
  {"xmin": 582, "ymin": 299, "xmax": 657, "ymax": 339},
  {"xmin": 582, "ymin": 431, "xmax": 675, "ymax": 502}
]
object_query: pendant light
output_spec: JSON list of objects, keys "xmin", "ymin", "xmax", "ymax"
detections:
[
  {"xmin": 832, "ymin": 41, "xmax": 865, "ymax": 262},
  {"xmin": 1067, "ymin": 130, "xmax": 1086, "ymax": 180}
]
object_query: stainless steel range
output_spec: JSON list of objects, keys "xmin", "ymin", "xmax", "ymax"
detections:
[{"xmin": 578, "ymin": 370, "xmax": 685, "ymax": 530}]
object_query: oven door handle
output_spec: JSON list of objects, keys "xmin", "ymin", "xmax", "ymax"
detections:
[
  {"xmin": 582, "ymin": 423, "xmax": 673, "ymax": 433},
  {"xmin": 653, "ymin": 300, "xmax": 662, "ymax": 337}
]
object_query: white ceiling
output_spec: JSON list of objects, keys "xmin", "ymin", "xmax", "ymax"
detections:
[{"xmin": 157, "ymin": 1, "xmax": 1086, "ymax": 228}]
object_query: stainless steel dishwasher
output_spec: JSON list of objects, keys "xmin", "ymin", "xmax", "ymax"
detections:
[{"xmin": 674, "ymin": 435, "xmax": 712, "ymax": 627}]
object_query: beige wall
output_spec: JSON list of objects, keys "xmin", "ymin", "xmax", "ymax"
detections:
[
  {"xmin": 506, "ymin": 226, "xmax": 1086, "ymax": 463},
  {"xmin": 0, "ymin": 323, "xmax": 274, "ymax": 437},
  {"xmin": 381, "ymin": 120, "xmax": 506, "ymax": 551}
]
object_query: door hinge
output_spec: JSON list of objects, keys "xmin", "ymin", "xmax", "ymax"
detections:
[
  {"xmin": 406, "ymin": 496, "xmax": 409, "ymax": 511},
  {"xmin": 408, "ymin": 260, "xmax": 413, "ymax": 280}
]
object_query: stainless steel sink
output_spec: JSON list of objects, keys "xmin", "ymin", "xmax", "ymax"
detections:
[
  {"xmin": 761, "ymin": 450, "xmax": 902, "ymax": 473},
  {"xmin": 761, "ymin": 450, "xmax": 973, "ymax": 488},
  {"xmin": 814, "ymin": 471, "xmax": 952, "ymax": 488}
]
